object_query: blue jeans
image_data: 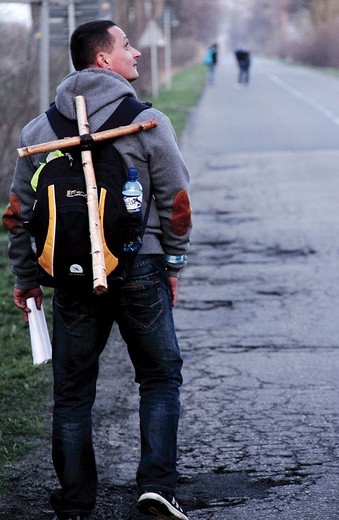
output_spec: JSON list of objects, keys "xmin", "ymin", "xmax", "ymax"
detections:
[{"xmin": 50, "ymin": 255, "xmax": 183, "ymax": 517}]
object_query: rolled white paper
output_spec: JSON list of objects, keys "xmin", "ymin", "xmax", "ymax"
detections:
[{"xmin": 27, "ymin": 297, "xmax": 52, "ymax": 365}]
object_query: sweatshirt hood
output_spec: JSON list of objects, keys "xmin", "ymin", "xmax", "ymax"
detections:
[{"xmin": 55, "ymin": 68, "xmax": 138, "ymax": 131}]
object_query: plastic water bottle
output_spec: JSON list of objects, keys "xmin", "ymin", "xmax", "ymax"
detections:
[
  {"xmin": 122, "ymin": 167, "xmax": 143, "ymax": 253},
  {"xmin": 122, "ymin": 167, "xmax": 143, "ymax": 215}
]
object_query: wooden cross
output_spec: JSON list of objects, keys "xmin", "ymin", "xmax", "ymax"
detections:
[{"xmin": 18, "ymin": 95, "xmax": 158, "ymax": 295}]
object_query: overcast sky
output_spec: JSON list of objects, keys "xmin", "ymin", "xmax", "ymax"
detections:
[{"xmin": 1, "ymin": 3, "xmax": 31, "ymax": 25}]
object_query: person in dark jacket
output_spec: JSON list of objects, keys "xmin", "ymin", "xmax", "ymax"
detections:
[
  {"xmin": 235, "ymin": 48, "xmax": 251, "ymax": 84},
  {"xmin": 2, "ymin": 20, "xmax": 191, "ymax": 520}
]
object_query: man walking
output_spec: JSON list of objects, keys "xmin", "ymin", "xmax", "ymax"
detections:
[
  {"xmin": 3, "ymin": 20, "xmax": 191, "ymax": 520},
  {"xmin": 235, "ymin": 48, "xmax": 251, "ymax": 84}
]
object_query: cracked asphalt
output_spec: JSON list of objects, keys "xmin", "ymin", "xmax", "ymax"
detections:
[
  {"xmin": 173, "ymin": 56, "xmax": 339, "ymax": 519},
  {"xmin": 1, "ymin": 56, "xmax": 339, "ymax": 519}
]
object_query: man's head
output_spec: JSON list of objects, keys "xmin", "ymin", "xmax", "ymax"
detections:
[{"xmin": 70, "ymin": 20, "xmax": 141, "ymax": 82}]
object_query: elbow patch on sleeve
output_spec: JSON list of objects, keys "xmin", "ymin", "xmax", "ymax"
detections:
[
  {"xmin": 171, "ymin": 189, "xmax": 192, "ymax": 236},
  {"xmin": 2, "ymin": 194, "xmax": 22, "ymax": 233}
]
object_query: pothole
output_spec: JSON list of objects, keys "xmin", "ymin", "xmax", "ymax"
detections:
[{"xmin": 177, "ymin": 470, "xmax": 304, "ymax": 510}]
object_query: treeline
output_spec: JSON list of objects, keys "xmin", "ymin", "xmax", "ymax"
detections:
[
  {"xmin": 227, "ymin": 0, "xmax": 339, "ymax": 68},
  {"xmin": 289, "ymin": 0, "xmax": 339, "ymax": 67}
]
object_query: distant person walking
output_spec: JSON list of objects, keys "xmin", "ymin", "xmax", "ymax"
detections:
[
  {"xmin": 234, "ymin": 48, "xmax": 251, "ymax": 85},
  {"xmin": 203, "ymin": 43, "xmax": 218, "ymax": 85}
]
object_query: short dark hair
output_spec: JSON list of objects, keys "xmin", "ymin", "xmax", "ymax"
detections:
[{"xmin": 70, "ymin": 20, "xmax": 116, "ymax": 70}]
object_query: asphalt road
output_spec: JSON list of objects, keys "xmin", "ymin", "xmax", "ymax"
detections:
[{"xmin": 174, "ymin": 55, "xmax": 339, "ymax": 519}]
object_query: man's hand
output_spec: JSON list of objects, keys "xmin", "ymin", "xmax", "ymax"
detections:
[
  {"xmin": 167, "ymin": 276, "xmax": 178, "ymax": 307},
  {"xmin": 13, "ymin": 286, "xmax": 43, "ymax": 324}
]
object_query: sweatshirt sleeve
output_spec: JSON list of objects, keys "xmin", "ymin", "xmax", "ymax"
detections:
[
  {"xmin": 138, "ymin": 110, "xmax": 192, "ymax": 275},
  {"xmin": 2, "ymin": 152, "xmax": 40, "ymax": 290}
]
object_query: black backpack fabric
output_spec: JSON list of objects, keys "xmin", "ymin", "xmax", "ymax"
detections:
[{"xmin": 28, "ymin": 97, "xmax": 151, "ymax": 291}]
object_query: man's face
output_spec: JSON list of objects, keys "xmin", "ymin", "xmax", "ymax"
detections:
[{"xmin": 101, "ymin": 26, "xmax": 141, "ymax": 82}]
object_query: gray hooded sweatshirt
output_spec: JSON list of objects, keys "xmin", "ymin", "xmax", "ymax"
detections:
[{"xmin": 3, "ymin": 68, "xmax": 191, "ymax": 289}]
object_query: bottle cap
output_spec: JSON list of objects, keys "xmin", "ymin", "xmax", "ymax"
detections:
[{"xmin": 128, "ymin": 167, "xmax": 138, "ymax": 181}]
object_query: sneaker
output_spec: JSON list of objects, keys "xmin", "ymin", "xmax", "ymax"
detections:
[{"xmin": 138, "ymin": 491, "xmax": 188, "ymax": 520}]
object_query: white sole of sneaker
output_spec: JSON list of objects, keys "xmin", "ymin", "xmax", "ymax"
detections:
[{"xmin": 138, "ymin": 492, "xmax": 188, "ymax": 520}]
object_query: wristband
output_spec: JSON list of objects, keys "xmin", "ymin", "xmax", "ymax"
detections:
[{"xmin": 165, "ymin": 254, "xmax": 187, "ymax": 266}]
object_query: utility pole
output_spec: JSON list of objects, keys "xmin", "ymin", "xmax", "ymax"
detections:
[
  {"xmin": 144, "ymin": 0, "xmax": 159, "ymax": 98},
  {"xmin": 150, "ymin": 18, "xmax": 159, "ymax": 97},
  {"xmin": 279, "ymin": 0, "xmax": 288, "ymax": 58},
  {"xmin": 164, "ymin": 8, "xmax": 171, "ymax": 90},
  {"xmin": 39, "ymin": 0, "xmax": 50, "ymax": 113},
  {"xmin": 68, "ymin": 0, "xmax": 75, "ymax": 72}
]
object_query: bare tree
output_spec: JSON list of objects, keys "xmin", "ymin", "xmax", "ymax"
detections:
[
  {"xmin": 169, "ymin": 0, "xmax": 222, "ymax": 44},
  {"xmin": 285, "ymin": 0, "xmax": 339, "ymax": 67},
  {"xmin": 307, "ymin": 0, "xmax": 339, "ymax": 29},
  {"xmin": 0, "ymin": 22, "xmax": 39, "ymax": 201}
]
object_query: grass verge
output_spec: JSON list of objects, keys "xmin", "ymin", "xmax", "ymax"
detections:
[
  {"xmin": 150, "ymin": 63, "xmax": 208, "ymax": 136},
  {"xmin": 0, "ymin": 62, "xmax": 207, "ymax": 475},
  {"xmin": 0, "ymin": 222, "xmax": 53, "ymax": 472}
]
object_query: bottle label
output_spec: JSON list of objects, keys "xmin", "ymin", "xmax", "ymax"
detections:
[{"xmin": 123, "ymin": 195, "xmax": 142, "ymax": 213}]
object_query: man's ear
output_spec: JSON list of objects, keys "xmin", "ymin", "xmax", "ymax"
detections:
[{"xmin": 96, "ymin": 53, "xmax": 109, "ymax": 69}]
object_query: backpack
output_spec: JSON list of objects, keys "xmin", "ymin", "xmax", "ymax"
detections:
[{"xmin": 28, "ymin": 96, "xmax": 152, "ymax": 291}]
